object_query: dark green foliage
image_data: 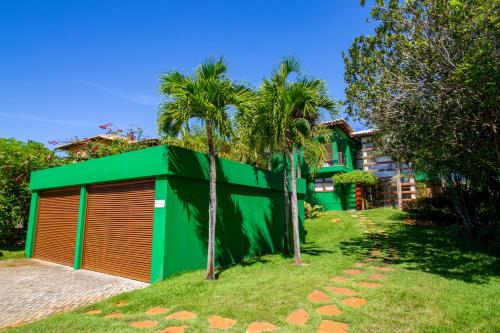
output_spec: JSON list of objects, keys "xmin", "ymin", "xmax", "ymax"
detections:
[
  {"xmin": 403, "ymin": 195, "xmax": 458, "ymax": 226},
  {"xmin": 344, "ymin": 0, "xmax": 500, "ymax": 238},
  {"xmin": 0, "ymin": 138, "xmax": 62, "ymax": 246}
]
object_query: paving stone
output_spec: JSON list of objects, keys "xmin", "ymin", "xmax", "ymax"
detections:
[
  {"xmin": 104, "ymin": 312, "xmax": 125, "ymax": 319},
  {"xmin": 317, "ymin": 320, "xmax": 349, "ymax": 333},
  {"xmin": 208, "ymin": 315, "xmax": 237, "ymax": 329},
  {"xmin": 308, "ymin": 290, "xmax": 331, "ymax": 303},
  {"xmin": 159, "ymin": 325, "xmax": 190, "ymax": 333},
  {"xmin": 246, "ymin": 321, "xmax": 279, "ymax": 333},
  {"xmin": 355, "ymin": 282, "xmax": 381, "ymax": 288},
  {"xmin": 331, "ymin": 276, "xmax": 349, "ymax": 283},
  {"xmin": 354, "ymin": 262, "xmax": 365, "ymax": 267},
  {"xmin": 0, "ymin": 259, "xmax": 147, "ymax": 329},
  {"xmin": 369, "ymin": 273, "xmax": 385, "ymax": 281},
  {"xmin": 325, "ymin": 287, "xmax": 357, "ymax": 296},
  {"xmin": 286, "ymin": 309, "xmax": 309, "ymax": 326},
  {"xmin": 146, "ymin": 307, "xmax": 169, "ymax": 315},
  {"xmin": 129, "ymin": 320, "xmax": 158, "ymax": 328},
  {"xmin": 331, "ymin": 218, "xmax": 342, "ymax": 223},
  {"xmin": 165, "ymin": 311, "xmax": 197, "ymax": 320},
  {"xmin": 341, "ymin": 297, "xmax": 367, "ymax": 308},
  {"xmin": 84, "ymin": 309, "xmax": 102, "ymax": 315},
  {"xmin": 316, "ymin": 305, "xmax": 342, "ymax": 316},
  {"xmin": 114, "ymin": 300, "xmax": 130, "ymax": 307},
  {"xmin": 343, "ymin": 269, "xmax": 364, "ymax": 275}
]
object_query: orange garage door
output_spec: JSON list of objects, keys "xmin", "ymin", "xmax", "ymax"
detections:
[
  {"xmin": 33, "ymin": 188, "xmax": 80, "ymax": 266},
  {"xmin": 82, "ymin": 179, "xmax": 155, "ymax": 282}
]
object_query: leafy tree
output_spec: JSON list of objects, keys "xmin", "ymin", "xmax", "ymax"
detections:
[
  {"xmin": 158, "ymin": 57, "xmax": 254, "ymax": 279},
  {"xmin": 343, "ymin": 0, "xmax": 500, "ymax": 237},
  {"xmin": 0, "ymin": 139, "xmax": 61, "ymax": 246}
]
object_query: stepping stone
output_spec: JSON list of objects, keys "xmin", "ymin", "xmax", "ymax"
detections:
[
  {"xmin": 159, "ymin": 325, "xmax": 190, "ymax": 333},
  {"xmin": 369, "ymin": 273, "xmax": 385, "ymax": 280},
  {"xmin": 325, "ymin": 287, "xmax": 357, "ymax": 296},
  {"xmin": 331, "ymin": 218, "xmax": 341, "ymax": 223},
  {"xmin": 308, "ymin": 290, "xmax": 331, "ymax": 303},
  {"xmin": 114, "ymin": 300, "xmax": 129, "ymax": 307},
  {"xmin": 356, "ymin": 282, "xmax": 382, "ymax": 288},
  {"xmin": 146, "ymin": 307, "xmax": 169, "ymax": 315},
  {"xmin": 370, "ymin": 250, "xmax": 381, "ymax": 257},
  {"xmin": 129, "ymin": 320, "xmax": 158, "ymax": 328},
  {"xmin": 166, "ymin": 311, "xmax": 197, "ymax": 320},
  {"xmin": 316, "ymin": 305, "xmax": 342, "ymax": 316},
  {"xmin": 84, "ymin": 309, "xmax": 102, "ymax": 315},
  {"xmin": 208, "ymin": 315, "xmax": 237, "ymax": 329},
  {"xmin": 354, "ymin": 262, "xmax": 365, "ymax": 267},
  {"xmin": 364, "ymin": 258, "xmax": 376, "ymax": 262},
  {"xmin": 342, "ymin": 297, "xmax": 367, "ymax": 308},
  {"xmin": 317, "ymin": 320, "xmax": 349, "ymax": 333},
  {"xmin": 373, "ymin": 266, "xmax": 394, "ymax": 272},
  {"xmin": 104, "ymin": 312, "xmax": 125, "ymax": 319},
  {"xmin": 343, "ymin": 269, "xmax": 364, "ymax": 275},
  {"xmin": 246, "ymin": 321, "xmax": 279, "ymax": 333},
  {"xmin": 331, "ymin": 276, "xmax": 349, "ymax": 283},
  {"xmin": 286, "ymin": 309, "xmax": 309, "ymax": 326}
]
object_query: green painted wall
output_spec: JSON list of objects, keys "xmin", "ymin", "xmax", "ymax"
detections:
[
  {"xmin": 25, "ymin": 191, "xmax": 39, "ymax": 258},
  {"xmin": 27, "ymin": 145, "xmax": 305, "ymax": 282}
]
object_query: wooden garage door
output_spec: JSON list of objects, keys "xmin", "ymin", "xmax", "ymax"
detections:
[
  {"xmin": 33, "ymin": 188, "xmax": 80, "ymax": 266},
  {"xmin": 82, "ymin": 179, "xmax": 155, "ymax": 282}
]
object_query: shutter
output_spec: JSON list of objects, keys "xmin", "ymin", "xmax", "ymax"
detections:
[
  {"xmin": 33, "ymin": 188, "xmax": 80, "ymax": 266},
  {"xmin": 82, "ymin": 179, "xmax": 155, "ymax": 282}
]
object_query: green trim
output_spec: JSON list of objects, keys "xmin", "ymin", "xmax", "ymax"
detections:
[
  {"xmin": 73, "ymin": 186, "xmax": 88, "ymax": 269},
  {"xmin": 150, "ymin": 176, "xmax": 168, "ymax": 283},
  {"xmin": 25, "ymin": 191, "xmax": 39, "ymax": 258}
]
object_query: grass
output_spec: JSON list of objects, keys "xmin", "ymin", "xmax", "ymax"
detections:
[
  {"xmin": 7, "ymin": 208, "xmax": 500, "ymax": 332},
  {"xmin": 0, "ymin": 246, "xmax": 25, "ymax": 261}
]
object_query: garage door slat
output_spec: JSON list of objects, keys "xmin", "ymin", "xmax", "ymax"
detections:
[
  {"xmin": 33, "ymin": 188, "xmax": 80, "ymax": 266},
  {"xmin": 82, "ymin": 179, "xmax": 154, "ymax": 282}
]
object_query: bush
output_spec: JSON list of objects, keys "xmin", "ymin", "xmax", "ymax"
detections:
[
  {"xmin": 304, "ymin": 202, "xmax": 323, "ymax": 219},
  {"xmin": 403, "ymin": 194, "xmax": 458, "ymax": 226}
]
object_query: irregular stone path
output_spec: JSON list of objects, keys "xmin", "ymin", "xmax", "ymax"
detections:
[{"xmin": 79, "ymin": 212, "xmax": 397, "ymax": 332}]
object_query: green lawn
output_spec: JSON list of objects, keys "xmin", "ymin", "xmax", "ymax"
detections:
[
  {"xmin": 0, "ymin": 247, "xmax": 25, "ymax": 261},
  {"xmin": 8, "ymin": 208, "xmax": 500, "ymax": 332}
]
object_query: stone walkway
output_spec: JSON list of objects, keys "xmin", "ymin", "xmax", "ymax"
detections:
[
  {"xmin": 78, "ymin": 212, "xmax": 397, "ymax": 332},
  {"xmin": 0, "ymin": 259, "xmax": 147, "ymax": 329}
]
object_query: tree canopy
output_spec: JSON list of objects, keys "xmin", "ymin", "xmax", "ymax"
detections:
[{"xmin": 343, "ymin": 0, "xmax": 500, "ymax": 236}]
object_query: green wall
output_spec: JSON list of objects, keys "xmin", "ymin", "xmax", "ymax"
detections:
[{"xmin": 27, "ymin": 145, "xmax": 305, "ymax": 283}]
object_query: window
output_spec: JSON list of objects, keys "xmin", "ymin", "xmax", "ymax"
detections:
[{"xmin": 314, "ymin": 178, "xmax": 334, "ymax": 192}]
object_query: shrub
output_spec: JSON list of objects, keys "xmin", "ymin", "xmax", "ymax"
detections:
[
  {"xmin": 403, "ymin": 194, "xmax": 458, "ymax": 226},
  {"xmin": 304, "ymin": 202, "xmax": 323, "ymax": 219}
]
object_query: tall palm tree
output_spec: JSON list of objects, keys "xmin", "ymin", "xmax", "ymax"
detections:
[
  {"xmin": 284, "ymin": 78, "xmax": 336, "ymax": 264},
  {"xmin": 255, "ymin": 58, "xmax": 335, "ymax": 264},
  {"xmin": 158, "ymin": 57, "xmax": 254, "ymax": 280}
]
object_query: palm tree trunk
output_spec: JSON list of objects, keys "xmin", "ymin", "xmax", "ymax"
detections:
[
  {"xmin": 288, "ymin": 149, "xmax": 302, "ymax": 265},
  {"xmin": 282, "ymin": 153, "xmax": 290, "ymax": 255},
  {"xmin": 296, "ymin": 149, "xmax": 301, "ymax": 178},
  {"xmin": 206, "ymin": 123, "xmax": 217, "ymax": 280}
]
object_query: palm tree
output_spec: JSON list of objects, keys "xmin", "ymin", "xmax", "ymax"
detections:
[
  {"xmin": 255, "ymin": 58, "xmax": 335, "ymax": 264},
  {"xmin": 158, "ymin": 57, "xmax": 254, "ymax": 280},
  {"xmin": 284, "ymin": 78, "xmax": 336, "ymax": 264}
]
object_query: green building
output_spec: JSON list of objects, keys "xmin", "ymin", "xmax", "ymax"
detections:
[
  {"xmin": 305, "ymin": 119, "xmax": 359, "ymax": 211},
  {"xmin": 26, "ymin": 145, "xmax": 305, "ymax": 283}
]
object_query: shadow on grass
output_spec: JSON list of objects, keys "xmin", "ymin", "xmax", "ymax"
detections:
[
  {"xmin": 339, "ymin": 212, "xmax": 500, "ymax": 284},
  {"xmin": 302, "ymin": 241, "xmax": 334, "ymax": 256}
]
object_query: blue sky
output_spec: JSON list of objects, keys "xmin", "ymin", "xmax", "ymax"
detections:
[{"xmin": 0, "ymin": 1, "xmax": 374, "ymax": 146}]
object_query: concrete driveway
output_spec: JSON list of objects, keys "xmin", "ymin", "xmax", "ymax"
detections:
[{"xmin": 0, "ymin": 259, "xmax": 148, "ymax": 329}]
